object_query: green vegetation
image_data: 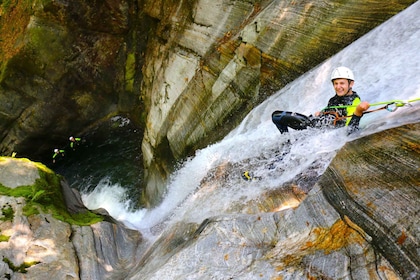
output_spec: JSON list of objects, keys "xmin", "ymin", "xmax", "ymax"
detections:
[
  {"xmin": 0, "ymin": 230, "xmax": 10, "ymax": 242},
  {"xmin": 0, "ymin": 233, "xmax": 10, "ymax": 242},
  {"xmin": 125, "ymin": 52, "xmax": 136, "ymax": 92},
  {"xmin": 0, "ymin": 203, "xmax": 14, "ymax": 221},
  {"xmin": 0, "ymin": 157, "xmax": 103, "ymax": 226},
  {"xmin": 2, "ymin": 257, "xmax": 40, "ymax": 273},
  {"xmin": 0, "ymin": 204, "xmax": 12, "ymax": 242},
  {"xmin": 0, "ymin": 0, "xmax": 13, "ymax": 12}
]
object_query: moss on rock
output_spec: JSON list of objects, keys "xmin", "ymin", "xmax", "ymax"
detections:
[
  {"xmin": 125, "ymin": 52, "xmax": 136, "ymax": 92},
  {"xmin": 0, "ymin": 203, "xmax": 14, "ymax": 221},
  {"xmin": 0, "ymin": 156, "xmax": 103, "ymax": 226}
]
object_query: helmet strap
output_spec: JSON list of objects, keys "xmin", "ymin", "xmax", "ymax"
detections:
[{"xmin": 345, "ymin": 80, "xmax": 353, "ymax": 95}]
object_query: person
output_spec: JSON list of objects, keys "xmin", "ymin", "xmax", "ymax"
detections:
[
  {"xmin": 272, "ymin": 66, "xmax": 370, "ymax": 134},
  {"xmin": 69, "ymin": 136, "xmax": 81, "ymax": 150},
  {"xmin": 52, "ymin": 148, "xmax": 65, "ymax": 163}
]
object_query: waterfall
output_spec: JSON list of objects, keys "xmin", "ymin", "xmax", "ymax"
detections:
[{"xmin": 81, "ymin": 3, "xmax": 420, "ymax": 239}]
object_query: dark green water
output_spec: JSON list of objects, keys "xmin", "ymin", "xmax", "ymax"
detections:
[{"xmin": 49, "ymin": 115, "xmax": 144, "ymax": 210}]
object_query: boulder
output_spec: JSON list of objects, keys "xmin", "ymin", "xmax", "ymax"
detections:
[
  {"xmin": 0, "ymin": 157, "xmax": 40, "ymax": 188},
  {"xmin": 0, "ymin": 157, "xmax": 143, "ymax": 279}
]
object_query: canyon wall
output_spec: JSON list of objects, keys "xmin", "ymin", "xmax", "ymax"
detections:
[{"xmin": 0, "ymin": 0, "xmax": 416, "ymax": 204}]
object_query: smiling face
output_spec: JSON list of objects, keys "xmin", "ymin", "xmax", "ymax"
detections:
[{"xmin": 332, "ymin": 78, "xmax": 354, "ymax": 96}]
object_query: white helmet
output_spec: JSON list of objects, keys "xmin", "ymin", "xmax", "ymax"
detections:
[
  {"xmin": 331, "ymin": 66, "xmax": 354, "ymax": 81},
  {"xmin": 54, "ymin": 149, "xmax": 59, "ymax": 153}
]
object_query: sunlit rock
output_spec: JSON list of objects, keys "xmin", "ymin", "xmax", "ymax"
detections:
[
  {"xmin": 0, "ymin": 116, "xmax": 418, "ymax": 279},
  {"xmin": 0, "ymin": 157, "xmax": 142, "ymax": 279},
  {"xmin": 0, "ymin": 157, "xmax": 40, "ymax": 188},
  {"xmin": 0, "ymin": 196, "xmax": 79, "ymax": 278},
  {"xmin": 0, "ymin": 0, "xmax": 418, "ymax": 277}
]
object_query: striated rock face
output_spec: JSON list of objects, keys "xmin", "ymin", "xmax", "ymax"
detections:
[
  {"xmin": 125, "ymin": 122, "xmax": 419, "ymax": 279},
  {"xmin": 0, "ymin": 0, "xmax": 415, "ymax": 205},
  {"xmin": 321, "ymin": 123, "xmax": 420, "ymax": 279},
  {"xmin": 138, "ymin": 0, "xmax": 416, "ymax": 205}
]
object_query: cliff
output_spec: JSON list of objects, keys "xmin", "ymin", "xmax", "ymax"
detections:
[{"xmin": 0, "ymin": 0, "xmax": 416, "ymax": 205}]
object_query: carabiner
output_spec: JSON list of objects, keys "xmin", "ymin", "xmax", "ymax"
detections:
[{"xmin": 385, "ymin": 103, "xmax": 398, "ymax": 112}]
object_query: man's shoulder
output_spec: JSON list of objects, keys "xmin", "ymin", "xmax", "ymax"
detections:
[
  {"xmin": 327, "ymin": 94, "xmax": 339, "ymax": 103},
  {"xmin": 346, "ymin": 92, "xmax": 361, "ymax": 102}
]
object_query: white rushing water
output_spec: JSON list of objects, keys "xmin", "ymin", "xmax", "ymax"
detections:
[{"xmin": 82, "ymin": 3, "xmax": 420, "ymax": 237}]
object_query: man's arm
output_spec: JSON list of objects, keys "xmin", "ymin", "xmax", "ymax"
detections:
[{"xmin": 348, "ymin": 101, "xmax": 370, "ymax": 133}]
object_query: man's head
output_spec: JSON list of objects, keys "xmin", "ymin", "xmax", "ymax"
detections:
[{"xmin": 331, "ymin": 67, "xmax": 354, "ymax": 96}]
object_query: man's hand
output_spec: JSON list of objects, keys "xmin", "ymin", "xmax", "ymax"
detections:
[{"xmin": 354, "ymin": 101, "xmax": 370, "ymax": 116}]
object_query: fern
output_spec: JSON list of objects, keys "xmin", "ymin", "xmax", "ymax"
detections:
[{"xmin": 31, "ymin": 190, "xmax": 46, "ymax": 202}]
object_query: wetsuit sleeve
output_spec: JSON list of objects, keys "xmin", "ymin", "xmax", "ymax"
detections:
[{"xmin": 347, "ymin": 115, "xmax": 362, "ymax": 134}]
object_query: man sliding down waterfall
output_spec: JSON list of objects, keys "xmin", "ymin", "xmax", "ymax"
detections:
[
  {"xmin": 272, "ymin": 66, "xmax": 370, "ymax": 135},
  {"xmin": 242, "ymin": 67, "xmax": 371, "ymax": 181}
]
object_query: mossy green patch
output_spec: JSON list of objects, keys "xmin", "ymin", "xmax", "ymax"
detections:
[
  {"xmin": 0, "ymin": 157, "xmax": 103, "ymax": 226},
  {"xmin": 125, "ymin": 52, "xmax": 136, "ymax": 92},
  {"xmin": 2, "ymin": 257, "xmax": 40, "ymax": 273},
  {"xmin": 0, "ymin": 203, "xmax": 14, "ymax": 221},
  {"xmin": 0, "ymin": 233, "xmax": 10, "ymax": 242}
]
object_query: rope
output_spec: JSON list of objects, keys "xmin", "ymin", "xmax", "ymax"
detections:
[
  {"xmin": 321, "ymin": 97, "xmax": 420, "ymax": 111},
  {"xmin": 319, "ymin": 97, "xmax": 420, "ymax": 124}
]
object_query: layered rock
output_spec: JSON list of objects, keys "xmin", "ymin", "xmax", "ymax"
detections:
[
  {"xmin": 125, "ymin": 123, "xmax": 419, "ymax": 279},
  {"xmin": 138, "ymin": 0, "xmax": 416, "ymax": 205},
  {"xmin": 0, "ymin": 0, "xmax": 415, "ymax": 205}
]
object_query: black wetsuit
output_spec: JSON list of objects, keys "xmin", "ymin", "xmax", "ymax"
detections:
[{"xmin": 272, "ymin": 92, "xmax": 362, "ymax": 134}]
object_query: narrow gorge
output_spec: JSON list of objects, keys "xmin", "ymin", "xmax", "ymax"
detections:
[{"xmin": 0, "ymin": 1, "xmax": 418, "ymax": 279}]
